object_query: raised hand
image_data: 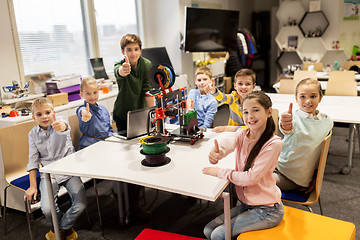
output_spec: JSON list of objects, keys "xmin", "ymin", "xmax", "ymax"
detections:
[
  {"xmin": 119, "ymin": 55, "xmax": 131, "ymax": 76},
  {"xmin": 208, "ymin": 139, "xmax": 221, "ymax": 164},
  {"xmin": 52, "ymin": 115, "xmax": 66, "ymax": 132},
  {"xmin": 186, "ymin": 98, "xmax": 194, "ymax": 112},
  {"xmin": 280, "ymin": 102, "xmax": 293, "ymax": 131},
  {"xmin": 81, "ymin": 103, "xmax": 92, "ymax": 122},
  {"xmin": 204, "ymin": 82, "xmax": 216, "ymax": 95}
]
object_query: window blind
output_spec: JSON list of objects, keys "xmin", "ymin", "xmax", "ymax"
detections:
[
  {"xmin": 94, "ymin": 0, "xmax": 139, "ymax": 73},
  {"xmin": 13, "ymin": 0, "xmax": 91, "ymax": 77}
]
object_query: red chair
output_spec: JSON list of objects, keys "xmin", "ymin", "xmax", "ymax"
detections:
[{"xmin": 135, "ymin": 228, "xmax": 206, "ymax": 240}]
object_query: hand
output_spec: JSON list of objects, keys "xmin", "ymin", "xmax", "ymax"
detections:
[
  {"xmin": 187, "ymin": 98, "xmax": 194, "ymax": 111},
  {"xmin": 212, "ymin": 126, "xmax": 236, "ymax": 133},
  {"xmin": 25, "ymin": 186, "xmax": 37, "ymax": 202},
  {"xmin": 280, "ymin": 103, "xmax": 293, "ymax": 131},
  {"xmin": 204, "ymin": 83, "xmax": 216, "ymax": 95},
  {"xmin": 81, "ymin": 103, "xmax": 92, "ymax": 122},
  {"xmin": 208, "ymin": 139, "xmax": 221, "ymax": 164},
  {"xmin": 52, "ymin": 115, "xmax": 66, "ymax": 132},
  {"xmin": 119, "ymin": 55, "xmax": 131, "ymax": 76},
  {"xmin": 212, "ymin": 126, "xmax": 226, "ymax": 133},
  {"xmin": 202, "ymin": 166, "xmax": 220, "ymax": 176}
]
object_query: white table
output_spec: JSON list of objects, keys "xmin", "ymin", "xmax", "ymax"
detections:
[
  {"xmin": 40, "ymin": 129, "xmax": 236, "ymax": 240},
  {"xmin": 272, "ymin": 80, "xmax": 360, "ymax": 92},
  {"xmin": 268, "ymin": 93, "xmax": 360, "ymax": 174},
  {"xmin": 272, "ymin": 72, "xmax": 360, "ymax": 92}
]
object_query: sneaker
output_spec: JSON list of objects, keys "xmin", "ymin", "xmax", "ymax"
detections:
[
  {"xmin": 63, "ymin": 227, "xmax": 78, "ymax": 240},
  {"xmin": 45, "ymin": 229, "xmax": 65, "ymax": 240},
  {"xmin": 45, "ymin": 230, "xmax": 56, "ymax": 240}
]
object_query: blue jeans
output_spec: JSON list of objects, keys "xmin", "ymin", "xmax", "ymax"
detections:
[
  {"xmin": 204, "ymin": 201, "xmax": 284, "ymax": 240},
  {"xmin": 40, "ymin": 176, "xmax": 87, "ymax": 230}
]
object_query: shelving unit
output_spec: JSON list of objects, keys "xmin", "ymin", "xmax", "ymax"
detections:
[
  {"xmin": 299, "ymin": 11, "xmax": 329, "ymax": 38},
  {"xmin": 276, "ymin": 0, "xmax": 305, "ymax": 27},
  {"xmin": 298, "ymin": 38, "xmax": 327, "ymax": 62},
  {"xmin": 276, "ymin": 51, "xmax": 302, "ymax": 71},
  {"xmin": 275, "ymin": 26, "xmax": 304, "ymax": 51},
  {"xmin": 321, "ymin": 49, "xmax": 348, "ymax": 69},
  {"xmin": 275, "ymin": 0, "xmax": 345, "ymax": 73}
]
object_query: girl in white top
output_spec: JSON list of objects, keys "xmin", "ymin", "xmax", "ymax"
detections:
[
  {"xmin": 203, "ymin": 91, "xmax": 283, "ymax": 240},
  {"xmin": 274, "ymin": 78, "xmax": 333, "ymax": 190}
]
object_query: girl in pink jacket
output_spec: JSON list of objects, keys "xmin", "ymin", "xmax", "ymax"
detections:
[{"xmin": 203, "ymin": 91, "xmax": 283, "ymax": 240}]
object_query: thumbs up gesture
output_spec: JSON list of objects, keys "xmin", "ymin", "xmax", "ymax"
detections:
[
  {"xmin": 52, "ymin": 115, "xmax": 67, "ymax": 132},
  {"xmin": 208, "ymin": 139, "xmax": 221, "ymax": 164},
  {"xmin": 119, "ymin": 55, "xmax": 131, "ymax": 77},
  {"xmin": 81, "ymin": 103, "xmax": 92, "ymax": 122},
  {"xmin": 204, "ymin": 82, "xmax": 216, "ymax": 94},
  {"xmin": 280, "ymin": 103, "xmax": 293, "ymax": 131}
]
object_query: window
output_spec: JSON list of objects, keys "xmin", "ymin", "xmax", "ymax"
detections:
[
  {"xmin": 94, "ymin": 0, "xmax": 139, "ymax": 73},
  {"xmin": 11, "ymin": 0, "xmax": 139, "ymax": 78}
]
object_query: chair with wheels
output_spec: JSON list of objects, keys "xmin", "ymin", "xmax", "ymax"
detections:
[
  {"xmin": 281, "ymin": 130, "xmax": 332, "ymax": 215},
  {"xmin": 0, "ymin": 120, "xmax": 38, "ymax": 240}
]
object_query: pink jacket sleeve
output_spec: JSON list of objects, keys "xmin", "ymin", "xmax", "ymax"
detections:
[{"xmin": 218, "ymin": 136, "xmax": 282, "ymax": 187}]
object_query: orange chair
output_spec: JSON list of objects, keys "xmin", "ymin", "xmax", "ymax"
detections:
[{"xmin": 237, "ymin": 205, "xmax": 356, "ymax": 240}]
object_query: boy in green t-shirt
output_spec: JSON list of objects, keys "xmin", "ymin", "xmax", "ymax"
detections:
[{"xmin": 113, "ymin": 34, "xmax": 154, "ymax": 132}]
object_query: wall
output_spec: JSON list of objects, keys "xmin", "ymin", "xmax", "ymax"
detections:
[
  {"xmin": 141, "ymin": 0, "xmax": 183, "ymax": 75},
  {"xmin": 0, "ymin": 0, "xmax": 20, "ymax": 87},
  {"xmin": 338, "ymin": 1, "xmax": 360, "ymax": 57},
  {"xmin": 1, "ymin": 0, "xmax": 357, "ymax": 91}
]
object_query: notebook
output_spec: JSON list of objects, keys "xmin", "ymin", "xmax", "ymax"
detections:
[{"xmin": 113, "ymin": 106, "xmax": 156, "ymax": 140}]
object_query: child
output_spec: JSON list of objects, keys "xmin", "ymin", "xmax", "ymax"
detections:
[
  {"xmin": 187, "ymin": 66, "xmax": 217, "ymax": 128},
  {"xmin": 205, "ymin": 68, "xmax": 256, "ymax": 132},
  {"xmin": 76, "ymin": 77, "xmax": 113, "ymax": 150},
  {"xmin": 25, "ymin": 97, "xmax": 86, "ymax": 240},
  {"xmin": 274, "ymin": 78, "xmax": 333, "ymax": 191},
  {"xmin": 202, "ymin": 91, "xmax": 283, "ymax": 240},
  {"xmin": 113, "ymin": 34, "xmax": 154, "ymax": 132}
]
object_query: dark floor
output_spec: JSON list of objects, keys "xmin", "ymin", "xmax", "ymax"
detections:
[{"xmin": 1, "ymin": 115, "xmax": 359, "ymax": 239}]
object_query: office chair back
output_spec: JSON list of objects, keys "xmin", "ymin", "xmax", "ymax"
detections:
[
  {"xmin": 0, "ymin": 120, "xmax": 36, "ymax": 184},
  {"xmin": 278, "ymin": 79, "xmax": 295, "ymax": 94},
  {"xmin": 343, "ymin": 61, "xmax": 360, "ymax": 71},
  {"xmin": 0, "ymin": 120, "xmax": 38, "ymax": 239},
  {"xmin": 272, "ymin": 108, "xmax": 279, "ymax": 136},
  {"xmin": 293, "ymin": 70, "xmax": 317, "ymax": 83},
  {"xmin": 68, "ymin": 115, "xmax": 82, "ymax": 151},
  {"xmin": 282, "ymin": 130, "xmax": 332, "ymax": 215},
  {"xmin": 303, "ymin": 62, "xmax": 324, "ymax": 72},
  {"xmin": 326, "ymin": 71, "xmax": 357, "ymax": 96}
]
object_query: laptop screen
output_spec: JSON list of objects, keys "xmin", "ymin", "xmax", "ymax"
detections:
[{"xmin": 141, "ymin": 47, "xmax": 173, "ymax": 69}]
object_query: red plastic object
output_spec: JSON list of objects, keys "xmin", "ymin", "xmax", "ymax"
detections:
[
  {"xmin": 135, "ymin": 228, "xmax": 206, "ymax": 240},
  {"xmin": 9, "ymin": 110, "xmax": 19, "ymax": 117}
]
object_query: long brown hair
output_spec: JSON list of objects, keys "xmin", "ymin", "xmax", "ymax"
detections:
[{"xmin": 242, "ymin": 91, "xmax": 275, "ymax": 171}]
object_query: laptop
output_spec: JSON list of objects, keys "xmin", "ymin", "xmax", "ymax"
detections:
[{"xmin": 113, "ymin": 106, "xmax": 156, "ymax": 140}]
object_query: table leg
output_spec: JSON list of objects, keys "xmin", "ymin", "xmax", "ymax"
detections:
[
  {"xmin": 342, "ymin": 123, "xmax": 355, "ymax": 175},
  {"xmin": 123, "ymin": 183, "xmax": 130, "ymax": 225},
  {"xmin": 45, "ymin": 173, "xmax": 60, "ymax": 240},
  {"xmin": 221, "ymin": 192, "xmax": 231, "ymax": 240},
  {"xmin": 116, "ymin": 182, "xmax": 124, "ymax": 225}
]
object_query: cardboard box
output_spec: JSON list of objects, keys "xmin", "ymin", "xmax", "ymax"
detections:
[
  {"xmin": 224, "ymin": 77, "xmax": 232, "ymax": 94},
  {"xmin": 47, "ymin": 92, "xmax": 69, "ymax": 107}
]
